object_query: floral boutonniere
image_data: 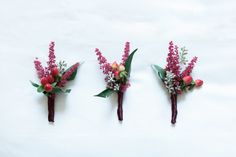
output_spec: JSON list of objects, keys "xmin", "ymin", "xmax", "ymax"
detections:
[
  {"xmin": 152, "ymin": 41, "xmax": 203, "ymax": 124},
  {"xmin": 31, "ymin": 41, "xmax": 80, "ymax": 122},
  {"xmin": 95, "ymin": 42, "xmax": 137, "ymax": 121}
]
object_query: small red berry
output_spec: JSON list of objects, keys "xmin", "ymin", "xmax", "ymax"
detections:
[
  {"xmin": 114, "ymin": 71, "xmax": 120, "ymax": 78},
  {"xmin": 47, "ymin": 75, "xmax": 55, "ymax": 83},
  {"xmin": 195, "ymin": 79, "xmax": 203, "ymax": 87},
  {"xmin": 44, "ymin": 83, "xmax": 53, "ymax": 92},
  {"xmin": 183, "ymin": 76, "xmax": 193, "ymax": 85},
  {"xmin": 51, "ymin": 67, "xmax": 59, "ymax": 76},
  {"xmin": 40, "ymin": 77, "xmax": 48, "ymax": 86}
]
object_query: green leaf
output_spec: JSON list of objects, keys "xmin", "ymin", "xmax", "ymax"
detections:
[
  {"xmin": 119, "ymin": 71, "xmax": 128, "ymax": 78},
  {"xmin": 151, "ymin": 64, "xmax": 166, "ymax": 81},
  {"xmin": 125, "ymin": 49, "xmax": 138, "ymax": 76},
  {"xmin": 95, "ymin": 88, "xmax": 115, "ymax": 98},
  {"xmin": 188, "ymin": 81, "xmax": 196, "ymax": 90},
  {"xmin": 64, "ymin": 64, "xmax": 79, "ymax": 81},
  {"xmin": 51, "ymin": 87, "xmax": 71, "ymax": 94},
  {"xmin": 30, "ymin": 81, "xmax": 39, "ymax": 88},
  {"xmin": 67, "ymin": 68, "xmax": 77, "ymax": 81},
  {"xmin": 65, "ymin": 89, "xmax": 71, "ymax": 93},
  {"xmin": 51, "ymin": 82, "xmax": 57, "ymax": 87},
  {"xmin": 37, "ymin": 85, "xmax": 44, "ymax": 93}
]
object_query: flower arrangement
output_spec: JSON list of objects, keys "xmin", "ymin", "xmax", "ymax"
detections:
[
  {"xmin": 95, "ymin": 42, "xmax": 137, "ymax": 121},
  {"xmin": 152, "ymin": 41, "xmax": 203, "ymax": 124},
  {"xmin": 31, "ymin": 41, "xmax": 80, "ymax": 122}
]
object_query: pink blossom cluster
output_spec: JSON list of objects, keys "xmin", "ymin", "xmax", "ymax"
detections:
[
  {"xmin": 181, "ymin": 56, "xmax": 197, "ymax": 77},
  {"xmin": 58, "ymin": 62, "xmax": 80, "ymax": 87},
  {"xmin": 95, "ymin": 48, "xmax": 112, "ymax": 74},
  {"xmin": 166, "ymin": 41, "xmax": 180, "ymax": 76},
  {"xmin": 122, "ymin": 42, "xmax": 130, "ymax": 64},
  {"xmin": 34, "ymin": 58, "xmax": 45, "ymax": 78},
  {"xmin": 34, "ymin": 41, "xmax": 57, "ymax": 78},
  {"xmin": 47, "ymin": 42, "xmax": 56, "ymax": 71}
]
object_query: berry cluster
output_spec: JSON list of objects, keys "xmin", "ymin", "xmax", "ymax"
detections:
[{"xmin": 40, "ymin": 67, "xmax": 59, "ymax": 92}]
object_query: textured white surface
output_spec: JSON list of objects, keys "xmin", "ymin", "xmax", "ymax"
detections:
[{"xmin": 0, "ymin": 0, "xmax": 236, "ymax": 156}]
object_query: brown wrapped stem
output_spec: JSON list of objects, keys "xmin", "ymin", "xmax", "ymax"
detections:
[
  {"xmin": 170, "ymin": 93, "xmax": 178, "ymax": 124},
  {"xmin": 48, "ymin": 94, "xmax": 56, "ymax": 122},
  {"xmin": 117, "ymin": 91, "xmax": 124, "ymax": 121}
]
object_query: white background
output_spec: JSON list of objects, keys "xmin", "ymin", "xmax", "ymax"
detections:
[{"xmin": 0, "ymin": 0, "xmax": 236, "ymax": 156}]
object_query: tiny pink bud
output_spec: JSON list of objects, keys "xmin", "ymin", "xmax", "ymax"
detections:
[
  {"xmin": 195, "ymin": 79, "xmax": 203, "ymax": 87},
  {"xmin": 183, "ymin": 76, "xmax": 193, "ymax": 85}
]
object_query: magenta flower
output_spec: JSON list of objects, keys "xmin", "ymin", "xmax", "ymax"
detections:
[
  {"xmin": 181, "ymin": 56, "xmax": 198, "ymax": 77},
  {"xmin": 95, "ymin": 48, "xmax": 112, "ymax": 74},
  {"xmin": 166, "ymin": 41, "xmax": 180, "ymax": 76},
  {"xmin": 58, "ymin": 62, "xmax": 80, "ymax": 87},
  {"xmin": 34, "ymin": 58, "xmax": 45, "ymax": 78},
  {"xmin": 122, "ymin": 42, "xmax": 130, "ymax": 64},
  {"xmin": 47, "ymin": 41, "xmax": 56, "ymax": 71}
]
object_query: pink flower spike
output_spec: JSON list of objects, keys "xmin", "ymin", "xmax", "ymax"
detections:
[
  {"xmin": 47, "ymin": 41, "xmax": 57, "ymax": 71},
  {"xmin": 58, "ymin": 62, "xmax": 80, "ymax": 87},
  {"xmin": 181, "ymin": 56, "xmax": 198, "ymax": 77},
  {"xmin": 166, "ymin": 41, "xmax": 180, "ymax": 76},
  {"xmin": 95, "ymin": 48, "xmax": 111, "ymax": 74},
  {"xmin": 122, "ymin": 42, "xmax": 130, "ymax": 64},
  {"xmin": 34, "ymin": 58, "xmax": 45, "ymax": 78}
]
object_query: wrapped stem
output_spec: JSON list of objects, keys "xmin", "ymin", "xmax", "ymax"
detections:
[
  {"xmin": 117, "ymin": 91, "xmax": 124, "ymax": 121},
  {"xmin": 48, "ymin": 94, "xmax": 56, "ymax": 122},
  {"xmin": 170, "ymin": 93, "xmax": 178, "ymax": 124}
]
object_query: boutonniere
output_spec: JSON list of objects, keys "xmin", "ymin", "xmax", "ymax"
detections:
[
  {"xmin": 95, "ymin": 42, "xmax": 137, "ymax": 121},
  {"xmin": 152, "ymin": 41, "xmax": 203, "ymax": 124},
  {"xmin": 31, "ymin": 41, "xmax": 80, "ymax": 122}
]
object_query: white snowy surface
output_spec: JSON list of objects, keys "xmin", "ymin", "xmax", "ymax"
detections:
[{"xmin": 0, "ymin": 0, "xmax": 236, "ymax": 156}]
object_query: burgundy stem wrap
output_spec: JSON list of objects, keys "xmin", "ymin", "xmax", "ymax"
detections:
[
  {"xmin": 170, "ymin": 93, "xmax": 178, "ymax": 124},
  {"xmin": 117, "ymin": 91, "xmax": 124, "ymax": 121},
  {"xmin": 48, "ymin": 94, "xmax": 56, "ymax": 122}
]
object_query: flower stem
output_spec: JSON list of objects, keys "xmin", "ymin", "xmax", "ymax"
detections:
[
  {"xmin": 117, "ymin": 91, "xmax": 123, "ymax": 121},
  {"xmin": 48, "ymin": 94, "xmax": 56, "ymax": 122},
  {"xmin": 171, "ymin": 93, "xmax": 178, "ymax": 124}
]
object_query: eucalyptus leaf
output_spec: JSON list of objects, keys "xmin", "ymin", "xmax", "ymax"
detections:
[
  {"xmin": 51, "ymin": 87, "xmax": 71, "ymax": 94},
  {"xmin": 151, "ymin": 64, "xmax": 166, "ymax": 81},
  {"xmin": 37, "ymin": 85, "xmax": 44, "ymax": 93},
  {"xmin": 95, "ymin": 88, "xmax": 115, "ymax": 98},
  {"xmin": 30, "ymin": 81, "xmax": 39, "ymax": 88},
  {"xmin": 125, "ymin": 48, "xmax": 138, "ymax": 76}
]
